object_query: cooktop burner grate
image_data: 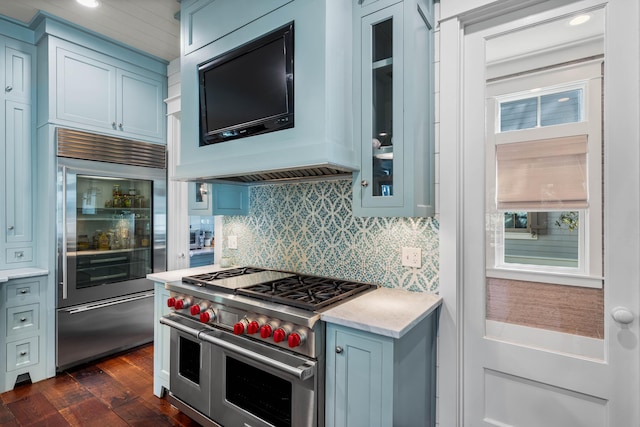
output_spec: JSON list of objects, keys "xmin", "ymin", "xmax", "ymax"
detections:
[
  {"xmin": 183, "ymin": 267, "xmax": 266, "ymax": 286},
  {"xmin": 236, "ymin": 275, "xmax": 376, "ymax": 311}
]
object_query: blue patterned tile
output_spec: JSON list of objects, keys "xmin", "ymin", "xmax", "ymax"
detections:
[{"xmin": 222, "ymin": 180, "xmax": 439, "ymax": 293}]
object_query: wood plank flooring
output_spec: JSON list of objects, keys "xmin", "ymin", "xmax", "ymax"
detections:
[{"xmin": 0, "ymin": 344, "xmax": 201, "ymax": 427}]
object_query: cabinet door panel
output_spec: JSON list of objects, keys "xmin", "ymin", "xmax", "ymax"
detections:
[
  {"xmin": 4, "ymin": 46, "xmax": 31, "ymax": 101},
  {"xmin": 4, "ymin": 101, "xmax": 32, "ymax": 244},
  {"xmin": 117, "ymin": 69, "xmax": 164, "ymax": 140},
  {"xmin": 56, "ymin": 48, "xmax": 116, "ymax": 129},
  {"xmin": 328, "ymin": 325, "xmax": 392, "ymax": 427}
]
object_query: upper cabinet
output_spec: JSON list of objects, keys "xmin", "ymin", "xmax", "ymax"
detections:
[
  {"xmin": 35, "ymin": 18, "xmax": 167, "ymax": 144},
  {"xmin": 176, "ymin": 0, "xmax": 358, "ymax": 182},
  {"xmin": 1, "ymin": 35, "xmax": 36, "ymax": 269},
  {"xmin": 188, "ymin": 182, "xmax": 250, "ymax": 216},
  {"xmin": 352, "ymin": 0, "xmax": 435, "ymax": 217}
]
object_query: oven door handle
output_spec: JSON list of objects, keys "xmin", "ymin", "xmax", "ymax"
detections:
[
  {"xmin": 160, "ymin": 315, "xmax": 206, "ymax": 338},
  {"xmin": 200, "ymin": 332, "xmax": 317, "ymax": 381}
]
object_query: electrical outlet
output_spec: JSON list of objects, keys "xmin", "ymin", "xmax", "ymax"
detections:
[
  {"xmin": 402, "ymin": 247, "xmax": 422, "ymax": 268},
  {"xmin": 228, "ymin": 235, "xmax": 238, "ymax": 249}
]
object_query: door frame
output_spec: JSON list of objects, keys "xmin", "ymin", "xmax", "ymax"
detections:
[{"xmin": 438, "ymin": 0, "xmax": 640, "ymax": 425}]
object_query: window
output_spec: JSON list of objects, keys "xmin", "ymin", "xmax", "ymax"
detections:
[
  {"xmin": 485, "ymin": 62, "xmax": 603, "ymax": 287},
  {"xmin": 499, "ymin": 88, "xmax": 583, "ymax": 132}
]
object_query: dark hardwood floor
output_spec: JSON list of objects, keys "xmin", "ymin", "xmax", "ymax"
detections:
[{"xmin": 0, "ymin": 344, "xmax": 201, "ymax": 427}]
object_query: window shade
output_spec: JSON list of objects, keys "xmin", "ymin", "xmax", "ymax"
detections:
[{"xmin": 496, "ymin": 135, "xmax": 588, "ymax": 209}]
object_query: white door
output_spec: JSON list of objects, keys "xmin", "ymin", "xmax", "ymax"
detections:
[{"xmin": 462, "ymin": 1, "xmax": 640, "ymax": 426}]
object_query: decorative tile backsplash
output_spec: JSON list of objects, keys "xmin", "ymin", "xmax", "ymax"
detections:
[{"xmin": 223, "ymin": 180, "xmax": 439, "ymax": 292}]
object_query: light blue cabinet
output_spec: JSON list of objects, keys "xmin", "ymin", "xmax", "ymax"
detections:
[
  {"xmin": 50, "ymin": 40, "xmax": 165, "ymax": 143},
  {"xmin": 326, "ymin": 313, "xmax": 438, "ymax": 427},
  {"xmin": 1, "ymin": 36, "xmax": 36, "ymax": 269},
  {"xmin": 181, "ymin": 0, "xmax": 293, "ymax": 55},
  {"xmin": 352, "ymin": 0, "xmax": 436, "ymax": 217},
  {"xmin": 0, "ymin": 275, "xmax": 48, "ymax": 393},
  {"xmin": 176, "ymin": 0, "xmax": 357, "ymax": 182},
  {"xmin": 153, "ymin": 282, "xmax": 171, "ymax": 397},
  {"xmin": 189, "ymin": 182, "xmax": 249, "ymax": 216}
]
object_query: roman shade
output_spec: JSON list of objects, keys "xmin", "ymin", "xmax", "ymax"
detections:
[{"xmin": 496, "ymin": 135, "xmax": 588, "ymax": 209}]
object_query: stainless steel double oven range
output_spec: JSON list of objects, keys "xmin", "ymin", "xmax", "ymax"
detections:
[{"xmin": 160, "ymin": 267, "xmax": 377, "ymax": 427}]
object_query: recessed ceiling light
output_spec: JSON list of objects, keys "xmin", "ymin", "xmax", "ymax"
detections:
[
  {"xmin": 569, "ymin": 14, "xmax": 591, "ymax": 26},
  {"xmin": 77, "ymin": 0, "xmax": 100, "ymax": 8}
]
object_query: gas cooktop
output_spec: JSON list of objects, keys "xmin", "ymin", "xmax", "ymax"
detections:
[{"xmin": 181, "ymin": 267, "xmax": 377, "ymax": 312}]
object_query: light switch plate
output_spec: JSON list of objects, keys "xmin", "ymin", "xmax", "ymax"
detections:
[
  {"xmin": 228, "ymin": 235, "xmax": 238, "ymax": 249},
  {"xmin": 402, "ymin": 247, "xmax": 422, "ymax": 268}
]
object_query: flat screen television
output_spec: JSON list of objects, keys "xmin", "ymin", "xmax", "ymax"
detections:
[{"xmin": 198, "ymin": 22, "xmax": 294, "ymax": 146}]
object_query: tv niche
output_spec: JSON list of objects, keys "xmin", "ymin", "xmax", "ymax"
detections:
[{"xmin": 198, "ymin": 21, "xmax": 294, "ymax": 146}]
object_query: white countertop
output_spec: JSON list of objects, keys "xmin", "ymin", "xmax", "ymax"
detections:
[
  {"xmin": 0, "ymin": 267, "xmax": 49, "ymax": 283},
  {"xmin": 321, "ymin": 287, "xmax": 442, "ymax": 339}
]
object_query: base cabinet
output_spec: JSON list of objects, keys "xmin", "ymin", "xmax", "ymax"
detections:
[
  {"xmin": 325, "ymin": 314, "xmax": 437, "ymax": 427},
  {"xmin": 0, "ymin": 276, "xmax": 47, "ymax": 393},
  {"xmin": 153, "ymin": 281, "xmax": 171, "ymax": 397}
]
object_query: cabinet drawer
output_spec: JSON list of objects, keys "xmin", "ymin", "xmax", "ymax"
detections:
[
  {"xmin": 6, "ymin": 304, "xmax": 39, "ymax": 337},
  {"xmin": 6, "ymin": 279, "xmax": 41, "ymax": 306},
  {"xmin": 5, "ymin": 247, "xmax": 33, "ymax": 264},
  {"xmin": 6, "ymin": 336, "xmax": 39, "ymax": 371}
]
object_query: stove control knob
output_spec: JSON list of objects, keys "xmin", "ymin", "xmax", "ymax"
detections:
[
  {"xmin": 273, "ymin": 328, "xmax": 288, "ymax": 343},
  {"xmin": 166, "ymin": 297, "xmax": 176, "ymax": 308},
  {"xmin": 233, "ymin": 319, "xmax": 249, "ymax": 335},
  {"xmin": 174, "ymin": 297, "xmax": 193, "ymax": 310},
  {"xmin": 260, "ymin": 324, "xmax": 273, "ymax": 338},
  {"xmin": 190, "ymin": 303, "xmax": 207, "ymax": 316},
  {"xmin": 288, "ymin": 331, "xmax": 306, "ymax": 348},
  {"xmin": 199, "ymin": 308, "xmax": 216, "ymax": 323},
  {"xmin": 247, "ymin": 320, "xmax": 261, "ymax": 335}
]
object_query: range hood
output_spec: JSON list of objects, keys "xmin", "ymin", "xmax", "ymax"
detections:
[{"xmin": 175, "ymin": 0, "xmax": 358, "ymax": 184}]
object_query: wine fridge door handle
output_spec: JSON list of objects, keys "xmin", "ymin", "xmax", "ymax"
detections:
[{"xmin": 61, "ymin": 166, "xmax": 68, "ymax": 300}]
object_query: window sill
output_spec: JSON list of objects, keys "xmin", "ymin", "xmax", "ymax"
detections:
[{"xmin": 486, "ymin": 267, "xmax": 603, "ymax": 289}]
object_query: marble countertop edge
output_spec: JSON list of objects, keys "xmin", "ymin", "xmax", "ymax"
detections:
[
  {"xmin": 0, "ymin": 267, "xmax": 49, "ymax": 283},
  {"xmin": 320, "ymin": 288, "xmax": 442, "ymax": 339}
]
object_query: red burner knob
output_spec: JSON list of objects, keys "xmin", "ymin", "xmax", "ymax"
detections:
[
  {"xmin": 247, "ymin": 321, "xmax": 260, "ymax": 335},
  {"xmin": 273, "ymin": 328, "xmax": 287, "ymax": 343},
  {"xmin": 166, "ymin": 297, "xmax": 176, "ymax": 308},
  {"xmin": 175, "ymin": 299, "xmax": 185, "ymax": 309},
  {"xmin": 288, "ymin": 333, "xmax": 302, "ymax": 348},
  {"xmin": 233, "ymin": 319, "xmax": 247, "ymax": 335},
  {"xmin": 199, "ymin": 308, "xmax": 216, "ymax": 323},
  {"xmin": 190, "ymin": 303, "xmax": 207, "ymax": 316},
  {"xmin": 260, "ymin": 324, "xmax": 273, "ymax": 338}
]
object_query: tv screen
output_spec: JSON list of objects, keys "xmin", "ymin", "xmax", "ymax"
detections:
[{"xmin": 199, "ymin": 22, "xmax": 294, "ymax": 146}]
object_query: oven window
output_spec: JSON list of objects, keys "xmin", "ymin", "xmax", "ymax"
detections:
[
  {"xmin": 226, "ymin": 357, "xmax": 292, "ymax": 427},
  {"xmin": 179, "ymin": 336, "xmax": 200, "ymax": 384}
]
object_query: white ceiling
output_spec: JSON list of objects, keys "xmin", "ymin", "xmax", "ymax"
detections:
[{"xmin": 0, "ymin": 0, "xmax": 181, "ymax": 62}]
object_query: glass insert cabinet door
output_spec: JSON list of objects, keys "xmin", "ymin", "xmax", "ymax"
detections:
[
  {"xmin": 71, "ymin": 175, "xmax": 153, "ymax": 289},
  {"xmin": 360, "ymin": 3, "xmax": 404, "ymax": 202}
]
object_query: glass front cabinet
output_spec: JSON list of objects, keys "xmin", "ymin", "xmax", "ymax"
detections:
[{"xmin": 353, "ymin": 0, "xmax": 435, "ymax": 217}]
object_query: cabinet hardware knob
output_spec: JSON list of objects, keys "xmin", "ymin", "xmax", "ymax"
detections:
[
  {"xmin": 20, "ymin": 317, "xmax": 27, "ymax": 322},
  {"xmin": 5, "ymin": 85, "xmax": 13, "ymax": 92},
  {"xmin": 335, "ymin": 346, "xmax": 343, "ymax": 354},
  {"xmin": 20, "ymin": 351, "xmax": 27, "ymax": 356},
  {"xmin": 8, "ymin": 225, "xmax": 14, "ymax": 230},
  {"xmin": 15, "ymin": 251, "xmax": 24, "ymax": 258},
  {"xmin": 112, "ymin": 122, "xmax": 117, "ymax": 128},
  {"xmin": 361, "ymin": 180, "xmax": 369, "ymax": 188},
  {"xmin": 20, "ymin": 289, "xmax": 28, "ymax": 294},
  {"xmin": 118, "ymin": 123, "xmax": 123, "ymax": 129}
]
